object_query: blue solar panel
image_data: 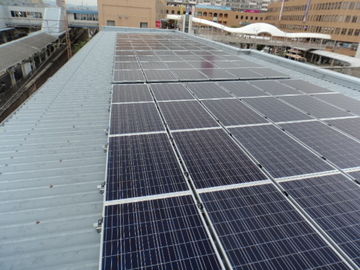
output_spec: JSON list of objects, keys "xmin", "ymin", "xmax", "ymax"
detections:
[
  {"xmin": 315, "ymin": 94, "xmax": 360, "ymax": 115},
  {"xmin": 219, "ymin": 81, "xmax": 269, "ymax": 97},
  {"xmin": 112, "ymin": 84, "xmax": 152, "ymax": 103},
  {"xmin": 186, "ymin": 82, "xmax": 233, "ymax": 99},
  {"xmin": 281, "ymin": 174, "xmax": 360, "ymax": 267},
  {"xmin": 173, "ymin": 129, "xmax": 267, "ymax": 188},
  {"xmin": 151, "ymin": 83, "xmax": 195, "ymax": 101},
  {"xmin": 250, "ymin": 80, "xmax": 301, "ymax": 95},
  {"xmin": 229, "ymin": 125, "xmax": 334, "ymax": 178},
  {"xmin": 106, "ymin": 133, "xmax": 189, "ymax": 200},
  {"xmin": 201, "ymin": 184, "xmax": 349, "ymax": 270},
  {"xmin": 111, "ymin": 103, "xmax": 165, "ymax": 134},
  {"xmin": 326, "ymin": 118, "xmax": 360, "ymax": 141},
  {"xmin": 102, "ymin": 196, "xmax": 223, "ymax": 270},
  {"xmin": 281, "ymin": 80, "xmax": 334, "ymax": 94}
]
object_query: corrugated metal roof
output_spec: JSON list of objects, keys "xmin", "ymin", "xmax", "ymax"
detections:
[
  {"xmin": 0, "ymin": 31, "xmax": 58, "ymax": 72},
  {"xmin": 0, "ymin": 31, "xmax": 115, "ymax": 270}
]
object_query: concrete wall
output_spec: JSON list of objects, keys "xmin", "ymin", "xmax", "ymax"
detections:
[
  {"xmin": 0, "ymin": 6, "xmax": 7, "ymax": 28},
  {"xmin": 97, "ymin": 0, "xmax": 167, "ymax": 29}
]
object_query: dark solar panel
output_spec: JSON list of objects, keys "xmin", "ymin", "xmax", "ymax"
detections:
[
  {"xmin": 114, "ymin": 55, "xmax": 137, "ymax": 62},
  {"xmin": 187, "ymin": 61, "xmax": 216, "ymax": 69},
  {"xmin": 102, "ymin": 196, "xmax": 222, "ymax": 269},
  {"xmin": 158, "ymin": 55, "xmax": 182, "ymax": 61},
  {"xmin": 185, "ymin": 82, "xmax": 233, "ymax": 99},
  {"xmin": 172, "ymin": 129, "xmax": 267, "ymax": 188},
  {"xmin": 165, "ymin": 61, "xmax": 193, "ymax": 69},
  {"xmin": 314, "ymin": 94, "xmax": 360, "ymax": 115},
  {"xmin": 111, "ymin": 103, "xmax": 164, "ymax": 134},
  {"xmin": 251, "ymin": 81, "xmax": 301, "ymax": 95},
  {"xmin": 250, "ymin": 68, "xmax": 290, "ymax": 78},
  {"xmin": 141, "ymin": 61, "xmax": 168, "ymax": 69},
  {"xmin": 281, "ymin": 80, "xmax": 334, "ymax": 94},
  {"xmin": 158, "ymin": 101, "xmax": 219, "ymax": 130},
  {"xmin": 199, "ymin": 68, "xmax": 237, "ymax": 80},
  {"xmin": 281, "ymin": 174, "xmax": 360, "ymax": 267},
  {"xmin": 201, "ymin": 184, "xmax": 349, "ymax": 270},
  {"xmin": 281, "ymin": 121, "xmax": 360, "ymax": 169},
  {"xmin": 112, "ymin": 84, "xmax": 152, "ymax": 103},
  {"xmin": 243, "ymin": 97, "xmax": 312, "ymax": 122},
  {"xmin": 113, "ymin": 70, "xmax": 145, "ymax": 83},
  {"xmin": 229, "ymin": 125, "xmax": 334, "ymax": 178},
  {"xmin": 172, "ymin": 69, "xmax": 208, "ymax": 81},
  {"xmin": 224, "ymin": 68, "xmax": 265, "ymax": 79},
  {"xmin": 213, "ymin": 61, "xmax": 239, "ymax": 68},
  {"xmin": 106, "ymin": 134, "xmax": 188, "ymax": 200},
  {"xmin": 280, "ymin": 95, "xmax": 352, "ymax": 119},
  {"xmin": 219, "ymin": 81, "xmax": 269, "ymax": 97},
  {"xmin": 151, "ymin": 83, "xmax": 195, "ymax": 101},
  {"xmin": 154, "ymin": 50, "xmax": 176, "ymax": 55},
  {"xmin": 202, "ymin": 99, "xmax": 267, "ymax": 126},
  {"xmin": 326, "ymin": 118, "xmax": 360, "ymax": 141},
  {"xmin": 114, "ymin": 62, "xmax": 141, "ymax": 70},
  {"xmin": 143, "ymin": 69, "xmax": 178, "ymax": 82},
  {"xmin": 137, "ymin": 55, "xmax": 160, "ymax": 62},
  {"xmin": 349, "ymin": 171, "xmax": 360, "ymax": 179}
]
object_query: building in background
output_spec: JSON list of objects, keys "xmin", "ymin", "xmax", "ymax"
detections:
[
  {"xmin": 97, "ymin": 0, "xmax": 167, "ymax": 29},
  {"xmin": 265, "ymin": 0, "xmax": 360, "ymax": 56}
]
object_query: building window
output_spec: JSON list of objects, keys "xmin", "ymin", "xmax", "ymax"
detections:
[
  {"xmin": 236, "ymin": 15, "xmax": 238, "ymax": 19},
  {"xmin": 177, "ymin": 11, "xmax": 180, "ymax": 15},
  {"xmin": 140, "ymin": 22, "xmax": 148, "ymax": 28},
  {"xmin": 209, "ymin": 12, "xmax": 213, "ymax": 17},
  {"xmin": 341, "ymin": 28, "xmax": 347, "ymax": 35},
  {"xmin": 348, "ymin": 28, "xmax": 354, "ymax": 35},
  {"xmin": 172, "ymin": 10, "xmax": 175, "ymax": 14},
  {"xmin": 345, "ymin": 15, "xmax": 351, "ymax": 22},
  {"xmin": 224, "ymin": 14, "xmax": 228, "ymax": 18},
  {"xmin": 203, "ymin": 12, "xmax": 207, "ymax": 16},
  {"xmin": 335, "ymin": 28, "xmax": 341, "ymax": 34},
  {"xmin": 107, "ymin": 20, "xmax": 115, "ymax": 26},
  {"xmin": 354, "ymin": 29, "xmax": 360, "ymax": 36},
  {"xmin": 240, "ymin": 16, "xmax": 243, "ymax": 19},
  {"xmin": 342, "ymin": 2, "xmax": 348, "ymax": 9},
  {"xmin": 198, "ymin": 11, "xmax": 202, "ymax": 16},
  {"xmin": 357, "ymin": 2, "xmax": 360, "ymax": 9},
  {"xmin": 352, "ymin": 16, "xmax": 358, "ymax": 23},
  {"xmin": 349, "ymin": 2, "xmax": 355, "ymax": 9},
  {"xmin": 339, "ymin": 15, "xmax": 344, "ymax": 22}
]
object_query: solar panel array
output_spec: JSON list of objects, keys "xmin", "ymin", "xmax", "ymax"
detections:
[{"xmin": 101, "ymin": 32, "xmax": 360, "ymax": 270}]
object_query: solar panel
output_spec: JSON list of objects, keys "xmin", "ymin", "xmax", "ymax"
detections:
[
  {"xmin": 102, "ymin": 196, "xmax": 223, "ymax": 269},
  {"xmin": 112, "ymin": 84, "xmax": 152, "ymax": 103},
  {"xmin": 200, "ymin": 184, "xmax": 349, "ymax": 270},
  {"xmin": 280, "ymin": 95, "xmax": 352, "ymax": 119},
  {"xmin": 314, "ymin": 94, "xmax": 360, "ymax": 115},
  {"xmin": 141, "ymin": 61, "xmax": 168, "ymax": 69},
  {"xmin": 185, "ymin": 82, "xmax": 233, "ymax": 99},
  {"xmin": 113, "ymin": 70, "xmax": 145, "ymax": 83},
  {"xmin": 198, "ymin": 68, "xmax": 237, "ymax": 80},
  {"xmin": 158, "ymin": 101, "xmax": 219, "ymax": 130},
  {"xmin": 212, "ymin": 61, "xmax": 239, "ymax": 68},
  {"xmin": 250, "ymin": 68, "xmax": 290, "ymax": 79},
  {"xmin": 187, "ymin": 61, "xmax": 216, "ymax": 69},
  {"xmin": 250, "ymin": 81, "xmax": 301, "ymax": 96},
  {"xmin": 150, "ymin": 83, "xmax": 195, "ymax": 101},
  {"xmin": 137, "ymin": 55, "xmax": 160, "ymax": 62},
  {"xmin": 172, "ymin": 129, "xmax": 267, "ymax": 188},
  {"xmin": 229, "ymin": 125, "xmax": 334, "ymax": 178},
  {"xmin": 281, "ymin": 80, "xmax": 334, "ymax": 94},
  {"xmin": 143, "ymin": 69, "xmax": 178, "ymax": 82},
  {"xmin": 326, "ymin": 118, "xmax": 360, "ymax": 141},
  {"xmin": 111, "ymin": 103, "xmax": 165, "ymax": 134},
  {"xmin": 219, "ymin": 81, "xmax": 269, "ymax": 97},
  {"xmin": 172, "ymin": 69, "xmax": 208, "ymax": 81},
  {"xmin": 281, "ymin": 121, "xmax": 360, "ymax": 169},
  {"xmin": 106, "ymin": 134, "xmax": 188, "ymax": 200},
  {"xmin": 232, "ymin": 60, "xmax": 262, "ymax": 68},
  {"xmin": 158, "ymin": 55, "xmax": 182, "ymax": 61},
  {"xmin": 165, "ymin": 61, "xmax": 193, "ymax": 69},
  {"xmin": 281, "ymin": 174, "xmax": 360, "ymax": 267},
  {"xmin": 202, "ymin": 99, "xmax": 267, "ymax": 126},
  {"xmin": 223, "ymin": 68, "xmax": 265, "ymax": 79},
  {"xmin": 114, "ymin": 55, "xmax": 137, "ymax": 62},
  {"xmin": 114, "ymin": 62, "xmax": 141, "ymax": 70},
  {"xmin": 243, "ymin": 97, "xmax": 312, "ymax": 122}
]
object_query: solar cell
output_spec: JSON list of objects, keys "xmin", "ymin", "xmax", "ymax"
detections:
[
  {"xmin": 281, "ymin": 121, "xmax": 360, "ymax": 169},
  {"xmin": 172, "ymin": 129, "xmax": 267, "ymax": 188},
  {"xmin": 185, "ymin": 82, "xmax": 233, "ymax": 99},
  {"xmin": 187, "ymin": 61, "xmax": 216, "ymax": 69},
  {"xmin": 349, "ymin": 171, "xmax": 360, "ymax": 179},
  {"xmin": 243, "ymin": 97, "xmax": 312, "ymax": 122},
  {"xmin": 111, "ymin": 103, "xmax": 164, "ymax": 134},
  {"xmin": 158, "ymin": 101, "xmax": 219, "ymax": 130},
  {"xmin": 219, "ymin": 81, "xmax": 268, "ymax": 97},
  {"xmin": 165, "ymin": 61, "xmax": 193, "ymax": 69},
  {"xmin": 113, "ymin": 70, "xmax": 145, "ymax": 83},
  {"xmin": 158, "ymin": 55, "xmax": 182, "ymax": 61},
  {"xmin": 141, "ymin": 62, "xmax": 168, "ymax": 69},
  {"xmin": 200, "ymin": 184, "xmax": 350, "ymax": 270},
  {"xmin": 212, "ymin": 61, "xmax": 239, "ymax": 68},
  {"xmin": 229, "ymin": 125, "xmax": 334, "ymax": 178},
  {"xmin": 102, "ymin": 196, "xmax": 223, "ymax": 269},
  {"xmin": 314, "ymin": 94, "xmax": 360, "ymax": 115},
  {"xmin": 154, "ymin": 50, "xmax": 176, "ymax": 56},
  {"xmin": 202, "ymin": 99, "xmax": 267, "ymax": 126},
  {"xmin": 251, "ymin": 81, "xmax": 301, "ymax": 96},
  {"xmin": 137, "ymin": 55, "xmax": 160, "ymax": 62},
  {"xmin": 326, "ymin": 118, "xmax": 360, "ymax": 141},
  {"xmin": 114, "ymin": 62, "xmax": 141, "ymax": 70},
  {"xmin": 250, "ymin": 68, "xmax": 290, "ymax": 78},
  {"xmin": 114, "ymin": 55, "xmax": 137, "ymax": 62},
  {"xmin": 224, "ymin": 68, "xmax": 265, "ymax": 79},
  {"xmin": 198, "ymin": 68, "xmax": 237, "ymax": 80},
  {"xmin": 150, "ymin": 83, "xmax": 195, "ymax": 101},
  {"xmin": 281, "ymin": 80, "xmax": 334, "ymax": 94},
  {"xmin": 280, "ymin": 96, "xmax": 352, "ymax": 119},
  {"xmin": 172, "ymin": 69, "xmax": 208, "ymax": 81},
  {"xmin": 112, "ymin": 84, "xmax": 153, "ymax": 103},
  {"xmin": 281, "ymin": 174, "xmax": 360, "ymax": 267},
  {"xmin": 143, "ymin": 69, "xmax": 178, "ymax": 82},
  {"xmin": 106, "ymin": 133, "xmax": 188, "ymax": 200}
]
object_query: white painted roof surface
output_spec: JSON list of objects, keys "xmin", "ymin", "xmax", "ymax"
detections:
[{"xmin": 0, "ymin": 31, "xmax": 115, "ymax": 270}]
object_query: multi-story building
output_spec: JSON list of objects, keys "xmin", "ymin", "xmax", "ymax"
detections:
[
  {"xmin": 265, "ymin": 0, "xmax": 360, "ymax": 49},
  {"xmin": 196, "ymin": 0, "xmax": 271, "ymax": 11},
  {"xmin": 97, "ymin": 0, "xmax": 167, "ymax": 29}
]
